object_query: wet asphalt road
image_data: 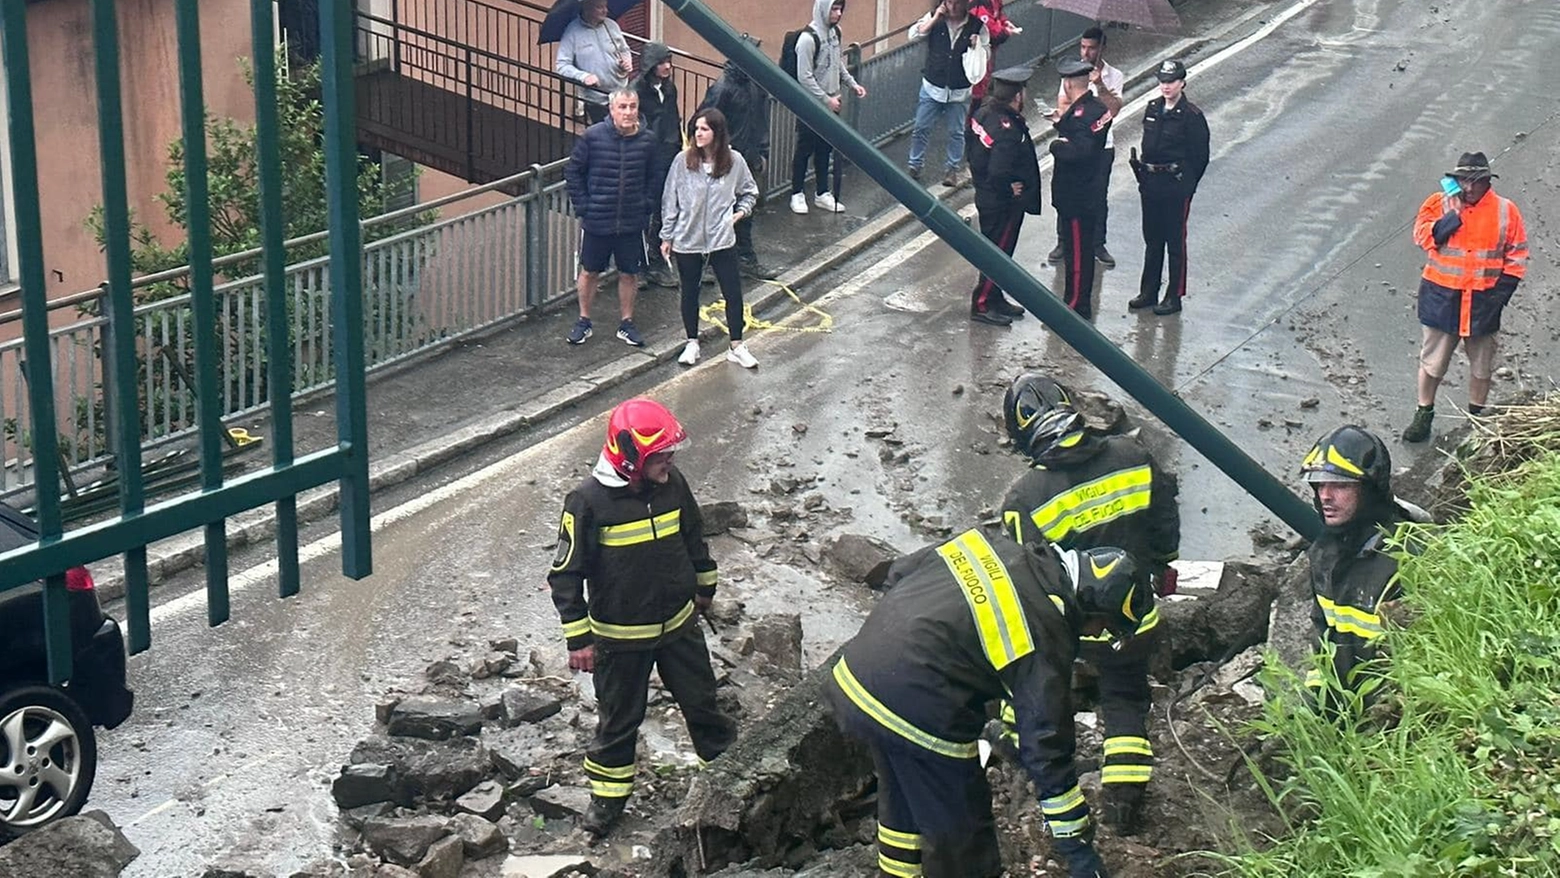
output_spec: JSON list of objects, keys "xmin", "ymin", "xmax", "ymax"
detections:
[{"xmin": 92, "ymin": 0, "xmax": 1560, "ymax": 872}]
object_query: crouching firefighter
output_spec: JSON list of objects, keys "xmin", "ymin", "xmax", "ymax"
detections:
[
  {"xmin": 825, "ymin": 527, "xmax": 1154, "ymax": 878},
  {"xmin": 1299, "ymin": 425, "xmax": 1430, "ymax": 707},
  {"xmin": 546, "ymin": 398, "xmax": 737, "ymax": 837},
  {"xmin": 997, "ymin": 373, "xmax": 1180, "ymax": 834}
]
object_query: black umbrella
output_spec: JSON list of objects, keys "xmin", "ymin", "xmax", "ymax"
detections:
[{"xmin": 537, "ymin": 0, "xmax": 644, "ymax": 45}]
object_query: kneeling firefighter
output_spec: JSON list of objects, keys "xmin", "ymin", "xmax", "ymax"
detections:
[
  {"xmin": 997, "ymin": 373, "xmax": 1180, "ymax": 834},
  {"xmin": 825, "ymin": 528, "xmax": 1154, "ymax": 878}
]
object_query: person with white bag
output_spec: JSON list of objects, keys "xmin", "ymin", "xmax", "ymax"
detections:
[{"xmin": 906, "ymin": 0, "xmax": 989, "ymax": 188}]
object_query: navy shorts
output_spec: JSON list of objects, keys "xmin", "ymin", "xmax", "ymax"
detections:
[{"xmin": 579, "ymin": 231, "xmax": 646, "ymax": 275}]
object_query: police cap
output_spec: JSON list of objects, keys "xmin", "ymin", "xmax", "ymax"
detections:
[
  {"xmin": 1155, "ymin": 58, "xmax": 1187, "ymax": 82},
  {"xmin": 1056, "ymin": 58, "xmax": 1094, "ymax": 79},
  {"xmin": 990, "ymin": 65, "xmax": 1033, "ymax": 87}
]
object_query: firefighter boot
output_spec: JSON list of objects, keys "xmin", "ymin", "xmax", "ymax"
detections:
[
  {"xmin": 1403, "ymin": 405, "xmax": 1435, "ymax": 443},
  {"xmin": 580, "ymin": 795, "xmax": 627, "ymax": 837}
]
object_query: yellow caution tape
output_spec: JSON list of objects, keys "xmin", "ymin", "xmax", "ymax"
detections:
[
  {"xmin": 699, "ymin": 278, "xmax": 833, "ymax": 335},
  {"xmin": 227, "ymin": 427, "xmax": 261, "ymax": 447}
]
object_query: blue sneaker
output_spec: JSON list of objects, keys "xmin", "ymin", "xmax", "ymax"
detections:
[
  {"xmin": 616, "ymin": 319, "xmax": 644, "ymax": 347},
  {"xmin": 566, "ymin": 317, "xmax": 592, "ymax": 345}
]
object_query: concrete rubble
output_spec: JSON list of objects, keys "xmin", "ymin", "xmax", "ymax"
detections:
[{"xmin": 0, "ymin": 811, "xmax": 140, "ymax": 878}]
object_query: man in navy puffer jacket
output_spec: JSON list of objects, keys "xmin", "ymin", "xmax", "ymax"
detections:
[{"xmin": 564, "ymin": 88, "xmax": 658, "ymax": 347}]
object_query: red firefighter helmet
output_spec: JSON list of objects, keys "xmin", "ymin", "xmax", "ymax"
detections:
[{"xmin": 604, "ymin": 398, "xmax": 688, "ymax": 479}]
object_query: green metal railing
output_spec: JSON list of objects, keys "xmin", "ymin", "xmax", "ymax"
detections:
[{"xmin": 0, "ymin": 0, "xmax": 374, "ymax": 683}]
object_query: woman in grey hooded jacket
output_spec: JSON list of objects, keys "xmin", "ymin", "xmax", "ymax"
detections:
[{"xmin": 660, "ymin": 109, "xmax": 760, "ymax": 369}]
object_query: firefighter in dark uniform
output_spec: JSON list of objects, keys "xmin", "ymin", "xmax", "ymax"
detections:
[
  {"xmin": 967, "ymin": 65, "xmax": 1042, "ymax": 326},
  {"xmin": 1128, "ymin": 59, "xmax": 1210, "ymax": 316},
  {"xmin": 1049, "ymin": 57, "xmax": 1112, "ymax": 319},
  {"xmin": 997, "ymin": 373, "xmax": 1180, "ymax": 834},
  {"xmin": 1299, "ymin": 425, "xmax": 1428, "ymax": 706},
  {"xmin": 827, "ymin": 528, "xmax": 1151, "ymax": 878},
  {"xmin": 547, "ymin": 397, "xmax": 736, "ymax": 837}
]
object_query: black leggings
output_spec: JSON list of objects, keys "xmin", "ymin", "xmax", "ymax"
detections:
[
  {"xmin": 791, "ymin": 123, "xmax": 833, "ymax": 196},
  {"xmin": 675, "ymin": 248, "xmax": 744, "ymax": 342}
]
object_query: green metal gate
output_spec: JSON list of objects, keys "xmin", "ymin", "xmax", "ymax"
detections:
[{"xmin": 0, "ymin": 0, "xmax": 373, "ymax": 683}]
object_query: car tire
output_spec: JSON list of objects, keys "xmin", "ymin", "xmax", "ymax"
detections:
[{"xmin": 0, "ymin": 685, "xmax": 98, "ymax": 839}]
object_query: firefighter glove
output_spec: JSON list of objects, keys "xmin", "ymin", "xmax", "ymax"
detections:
[{"xmin": 1431, "ymin": 212, "xmax": 1462, "ymax": 248}]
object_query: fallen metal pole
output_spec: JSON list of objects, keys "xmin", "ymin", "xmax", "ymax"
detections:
[{"xmin": 659, "ymin": 0, "xmax": 1320, "ymax": 540}]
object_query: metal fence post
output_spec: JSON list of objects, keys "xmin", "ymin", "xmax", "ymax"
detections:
[{"xmin": 524, "ymin": 163, "xmax": 548, "ymax": 310}]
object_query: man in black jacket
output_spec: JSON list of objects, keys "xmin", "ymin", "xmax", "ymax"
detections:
[
  {"xmin": 564, "ymin": 89, "xmax": 658, "ymax": 347},
  {"xmin": 547, "ymin": 397, "xmax": 736, "ymax": 837},
  {"xmin": 998, "ymin": 372, "xmax": 1179, "ymax": 835},
  {"xmin": 699, "ymin": 34, "xmax": 778, "ymax": 280},
  {"xmin": 1299, "ymin": 425, "xmax": 1427, "ymax": 703},
  {"xmin": 827, "ymin": 529, "xmax": 1149, "ymax": 878},
  {"xmin": 1050, "ymin": 58, "xmax": 1112, "ymax": 318},
  {"xmin": 967, "ymin": 65, "xmax": 1040, "ymax": 326},
  {"xmin": 1127, "ymin": 59, "xmax": 1209, "ymax": 316},
  {"xmin": 636, "ymin": 42, "xmax": 682, "ymax": 289}
]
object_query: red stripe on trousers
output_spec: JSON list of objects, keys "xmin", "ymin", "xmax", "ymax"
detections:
[
  {"xmin": 975, "ymin": 214, "xmax": 1022, "ymax": 309},
  {"xmin": 1068, "ymin": 218, "xmax": 1083, "ymax": 308}
]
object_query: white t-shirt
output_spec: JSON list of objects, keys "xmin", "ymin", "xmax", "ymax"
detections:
[{"xmin": 1057, "ymin": 60, "xmax": 1124, "ymax": 149}]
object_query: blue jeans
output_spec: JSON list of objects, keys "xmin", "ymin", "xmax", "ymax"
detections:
[{"xmin": 908, "ymin": 82, "xmax": 969, "ymax": 173}]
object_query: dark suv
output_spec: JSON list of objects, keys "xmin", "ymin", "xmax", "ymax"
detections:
[{"xmin": 0, "ymin": 501, "xmax": 134, "ymax": 839}]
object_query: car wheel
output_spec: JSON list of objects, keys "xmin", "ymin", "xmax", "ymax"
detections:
[{"xmin": 0, "ymin": 685, "xmax": 98, "ymax": 839}]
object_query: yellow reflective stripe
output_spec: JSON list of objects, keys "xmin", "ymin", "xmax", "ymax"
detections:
[
  {"xmin": 589, "ymin": 601, "xmax": 696, "ymax": 640},
  {"xmin": 551, "ymin": 511, "xmax": 577, "ymax": 571},
  {"xmin": 1003, "ymin": 509, "xmax": 1025, "ymax": 543},
  {"xmin": 999, "ymin": 701, "xmax": 1016, "ymax": 725},
  {"xmin": 589, "ymin": 779, "xmax": 634, "ymax": 797},
  {"xmin": 831, "ymin": 659, "xmax": 980, "ymax": 759},
  {"xmin": 1304, "ymin": 668, "xmax": 1324, "ymax": 688},
  {"xmin": 1079, "ymin": 606, "xmax": 1160, "ymax": 643},
  {"xmin": 1029, "ymin": 466, "xmax": 1154, "ymax": 543},
  {"xmin": 562, "ymin": 617, "xmax": 592, "ymax": 638},
  {"xmin": 935, "ymin": 529, "xmax": 1035, "ymax": 671},
  {"xmin": 877, "ymin": 825, "xmax": 922, "ymax": 850},
  {"xmin": 1041, "ymin": 785, "xmax": 1086, "ymax": 816},
  {"xmin": 1102, "ymin": 765, "xmax": 1153, "ymax": 784},
  {"xmin": 599, "ymin": 510, "xmax": 682, "ymax": 547},
  {"xmin": 1315, "ymin": 595, "xmax": 1384, "ymax": 639},
  {"xmin": 1103, "ymin": 737, "xmax": 1153, "ymax": 758},
  {"xmin": 1049, "ymin": 815, "xmax": 1091, "ymax": 838},
  {"xmin": 583, "ymin": 758, "xmax": 636, "ymax": 779},
  {"xmin": 878, "ymin": 853, "xmax": 923, "ymax": 877},
  {"xmin": 696, "ymin": 569, "xmax": 718, "ymax": 587}
]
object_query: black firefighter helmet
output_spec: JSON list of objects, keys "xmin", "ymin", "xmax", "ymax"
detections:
[
  {"xmin": 1065, "ymin": 546, "xmax": 1153, "ymax": 643},
  {"xmin": 1003, "ymin": 373, "xmax": 1087, "ymax": 464},
  {"xmin": 1300, "ymin": 425, "xmax": 1392, "ymax": 498}
]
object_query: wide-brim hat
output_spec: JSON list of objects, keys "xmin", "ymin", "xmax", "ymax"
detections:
[{"xmin": 1450, "ymin": 151, "xmax": 1497, "ymax": 180}]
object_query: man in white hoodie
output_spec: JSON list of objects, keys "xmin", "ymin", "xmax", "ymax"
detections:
[{"xmin": 789, "ymin": 0, "xmax": 868, "ymax": 215}]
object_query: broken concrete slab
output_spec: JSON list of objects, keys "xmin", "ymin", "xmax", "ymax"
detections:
[
  {"xmin": 748, "ymin": 614, "xmax": 804, "ymax": 674},
  {"xmin": 702, "ymin": 500, "xmax": 750, "ymax": 535},
  {"xmin": 416, "ymin": 835, "xmax": 464, "ymax": 878},
  {"xmin": 333, "ymin": 762, "xmax": 398, "ymax": 809},
  {"xmin": 501, "ymin": 686, "xmax": 564, "ymax": 726},
  {"xmin": 1266, "ymin": 553, "xmax": 1316, "ymax": 674},
  {"xmin": 456, "ymin": 779, "xmax": 507, "ymax": 820},
  {"xmin": 0, "ymin": 812, "xmax": 140, "ymax": 878},
  {"xmin": 1151, "ymin": 561, "xmax": 1283, "ymax": 679},
  {"xmin": 821, "ymin": 533, "xmax": 900, "ymax": 586},
  {"xmin": 529, "ymin": 785, "xmax": 592, "ymax": 820},
  {"xmin": 348, "ymin": 736, "xmax": 492, "ymax": 805},
  {"xmin": 360, "ymin": 815, "xmax": 450, "ymax": 867},
  {"xmin": 448, "ymin": 813, "xmax": 508, "ymax": 860},
  {"xmin": 386, "ymin": 697, "xmax": 484, "ymax": 741}
]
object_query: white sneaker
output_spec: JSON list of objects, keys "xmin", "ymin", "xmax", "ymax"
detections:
[
  {"xmin": 727, "ymin": 342, "xmax": 758, "ymax": 369},
  {"xmin": 814, "ymin": 192, "xmax": 844, "ymax": 213},
  {"xmin": 789, "ymin": 193, "xmax": 809, "ymax": 215},
  {"xmin": 677, "ymin": 339, "xmax": 700, "ymax": 365}
]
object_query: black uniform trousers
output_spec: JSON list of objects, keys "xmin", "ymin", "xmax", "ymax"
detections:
[
  {"xmin": 970, "ymin": 195, "xmax": 1025, "ymax": 312},
  {"xmin": 868, "ymin": 737, "xmax": 1003, "ymax": 878},
  {"xmin": 792, "ymin": 123, "xmax": 835, "ymax": 196},
  {"xmin": 585, "ymin": 624, "xmax": 736, "ymax": 800},
  {"xmin": 1059, "ymin": 210, "xmax": 1098, "ymax": 318},
  {"xmin": 1057, "ymin": 148, "xmax": 1113, "ymax": 246},
  {"xmin": 1080, "ymin": 627, "xmax": 1158, "ymax": 795},
  {"xmin": 1139, "ymin": 173, "xmax": 1193, "ymax": 302}
]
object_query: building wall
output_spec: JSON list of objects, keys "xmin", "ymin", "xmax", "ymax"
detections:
[{"xmin": 656, "ymin": 0, "xmax": 927, "ymax": 67}]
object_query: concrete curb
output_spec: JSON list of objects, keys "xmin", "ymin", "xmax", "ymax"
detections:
[{"xmin": 95, "ymin": 10, "xmax": 1261, "ymax": 603}]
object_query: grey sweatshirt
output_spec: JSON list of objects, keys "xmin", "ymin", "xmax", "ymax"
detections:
[
  {"xmin": 797, "ymin": 0, "xmax": 860, "ymax": 99},
  {"xmin": 660, "ymin": 151, "xmax": 759, "ymax": 255},
  {"xmin": 555, "ymin": 17, "xmax": 629, "ymax": 106}
]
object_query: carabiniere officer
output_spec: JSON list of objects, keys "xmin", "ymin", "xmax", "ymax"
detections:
[{"xmin": 1128, "ymin": 58, "xmax": 1209, "ymax": 316}]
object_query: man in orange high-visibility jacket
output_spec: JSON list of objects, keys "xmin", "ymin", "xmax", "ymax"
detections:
[{"xmin": 1403, "ymin": 151, "xmax": 1528, "ymax": 443}]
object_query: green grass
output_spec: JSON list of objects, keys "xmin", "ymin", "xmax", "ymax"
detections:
[{"xmin": 1215, "ymin": 450, "xmax": 1560, "ymax": 877}]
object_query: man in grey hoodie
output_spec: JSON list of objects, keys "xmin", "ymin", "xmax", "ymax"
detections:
[
  {"xmin": 790, "ymin": 0, "xmax": 868, "ymax": 216},
  {"xmin": 555, "ymin": 0, "xmax": 632, "ymax": 125}
]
